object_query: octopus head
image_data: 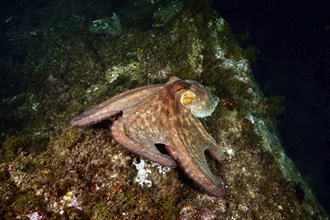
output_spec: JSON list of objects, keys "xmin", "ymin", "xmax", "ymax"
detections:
[{"xmin": 180, "ymin": 80, "xmax": 219, "ymax": 118}]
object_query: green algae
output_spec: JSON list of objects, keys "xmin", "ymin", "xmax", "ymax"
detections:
[
  {"xmin": 153, "ymin": 1, "xmax": 183, "ymax": 27},
  {"xmin": 14, "ymin": 192, "xmax": 44, "ymax": 213},
  {"xmin": 52, "ymin": 127, "xmax": 86, "ymax": 150},
  {"xmin": 90, "ymin": 201, "xmax": 112, "ymax": 219},
  {"xmin": 1, "ymin": 134, "xmax": 49, "ymax": 163}
]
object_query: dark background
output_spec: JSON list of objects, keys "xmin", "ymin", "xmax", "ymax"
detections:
[{"xmin": 211, "ymin": 0, "xmax": 330, "ymax": 214}]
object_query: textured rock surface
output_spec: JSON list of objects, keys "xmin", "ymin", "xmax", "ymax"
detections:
[{"xmin": 0, "ymin": 0, "xmax": 327, "ymax": 219}]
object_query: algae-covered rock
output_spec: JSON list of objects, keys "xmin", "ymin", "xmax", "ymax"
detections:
[
  {"xmin": 0, "ymin": 0, "xmax": 327, "ymax": 219},
  {"xmin": 88, "ymin": 13, "xmax": 122, "ymax": 36},
  {"xmin": 153, "ymin": 1, "xmax": 183, "ymax": 27}
]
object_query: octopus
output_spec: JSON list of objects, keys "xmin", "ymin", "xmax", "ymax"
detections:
[{"xmin": 70, "ymin": 76, "xmax": 226, "ymax": 197}]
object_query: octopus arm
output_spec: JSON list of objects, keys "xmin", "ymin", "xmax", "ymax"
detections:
[
  {"xmin": 110, "ymin": 118, "xmax": 177, "ymax": 168},
  {"xmin": 167, "ymin": 114, "xmax": 226, "ymax": 197},
  {"xmin": 70, "ymin": 84, "xmax": 162, "ymax": 127},
  {"xmin": 194, "ymin": 119, "xmax": 226, "ymax": 163}
]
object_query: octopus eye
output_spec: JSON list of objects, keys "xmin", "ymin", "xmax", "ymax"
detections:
[{"xmin": 181, "ymin": 90, "xmax": 197, "ymax": 106}]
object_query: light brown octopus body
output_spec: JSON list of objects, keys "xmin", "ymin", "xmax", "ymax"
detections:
[{"xmin": 70, "ymin": 76, "xmax": 226, "ymax": 196}]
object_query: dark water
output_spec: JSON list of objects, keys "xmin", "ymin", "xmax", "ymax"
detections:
[{"xmin": 212, "ymin": 0, "xmax": 330, "ymax": 214}]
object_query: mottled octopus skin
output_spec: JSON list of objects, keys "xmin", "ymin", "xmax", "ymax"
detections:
[{"xmin": 70, "ymin": 76, "xmax": 226, "ymax": 197}]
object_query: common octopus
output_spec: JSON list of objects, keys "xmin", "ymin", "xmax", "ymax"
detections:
[{"xmin": 70, "ymin": 76, "xmax": 226, "ymax": 197}]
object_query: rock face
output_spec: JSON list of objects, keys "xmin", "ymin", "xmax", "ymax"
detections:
[
  {"xmin": 88, "ymin": 13, "xmax": 122, "ymax": 36},
  {"xmin": 0, "ymin": 0, "xmax": 327, "ymax": 219}
]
